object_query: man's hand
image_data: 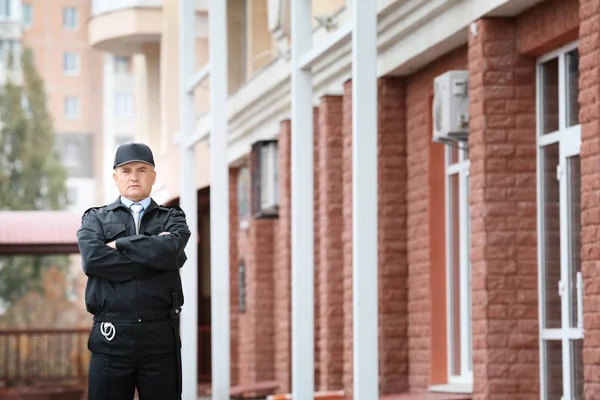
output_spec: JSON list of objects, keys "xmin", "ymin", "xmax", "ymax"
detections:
[
  {"xmin": 106, "ymin": 241, "xmax": 117, "ymax": 249},
  {"xmin": 158, "ymin": 232, "xmax": 171, "ymax": 236}
]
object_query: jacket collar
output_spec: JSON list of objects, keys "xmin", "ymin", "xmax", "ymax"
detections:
[{"xmin": 106, "ymin": 197, "xmax": 159, "ymax": 214}]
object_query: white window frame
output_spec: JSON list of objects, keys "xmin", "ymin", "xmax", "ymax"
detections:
[
  {"xmin": 22, "ymin": 3, "xmax": 32, "ymax": 28},
  {"xmin": 63, "ymin": 52, "xmax": 79, "ymax": 76},
  {"xmin": 445, "ymin": 143, "xmax": 472, "ymax": 386},
  {"xmin": 62, "ymin": 7, "xmax": 78, "ymax": 29},
  {"xmin": 64, "ymin": 96, "xmax": 80, "ymax": 120},
  {"xmin": 536, "ymin": 40, "xmax": 583, "ymax": 400}
]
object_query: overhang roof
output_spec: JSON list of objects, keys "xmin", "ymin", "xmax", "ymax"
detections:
[{"xmin": 0, "ymin": 211, "xmax": 81, "ymax": 255}]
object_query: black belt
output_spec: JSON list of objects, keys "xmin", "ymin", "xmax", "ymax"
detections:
[{"xmin": 92, "ymin": 312, "xmax": 171, "ymax": 323}]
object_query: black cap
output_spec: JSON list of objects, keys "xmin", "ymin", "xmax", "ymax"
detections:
[{"xmin": 113, "ymin": 142, "xmax": 155, "ymax": 169}]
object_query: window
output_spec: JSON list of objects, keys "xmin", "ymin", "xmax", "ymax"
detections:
[
  {"xmin": 62, "ymin": 7, "xmax": 77, "ymax": 29},
  {"xmin": 64, "ymin": 97, "xmax": 80, "ymax": 120},
  {"xmin": 237, "ymin": 167, "xmax": 251, "ymax": 229},
  {"xmin": 536, "ymin": 41, "xmax": 582, "ymax": 400},
  {"xmin": 66, "ymin": 186, "xmax": 78, "ymax": 205},
  {"xmin": 114, "ymin": 135, "xmax": 133, "ymax": 150},
  {"xmin": 63, "ymin": 52, "xmax": 79, "ymax": 75},
  {"xmin": 250, "ymin": 140, "xmax": 278, "ymax": 218},
  {"xmin": 22, "ymin": 3, "xmax": 32, "ymax": 28},
  {"xmin": 0, "ymin": 40, "xmax": 16, "ymax": 66},
  {"xmin": 115, "ymin": 92, "xmax": 133, "ymax": 118},
  {"xmin": 63, "ymin": 140, "xmax": 79, "ymax": 167},
  {"xmin": 0, "ymin": 0, "xmax": 11, "ymax": 17},
  {"xmin": 114, "ymin": 56, "xmax": 129, "ymax": 74},
  {"xmin": 445, "ymin": 143, "xmax": 472, "ymax": 385}
]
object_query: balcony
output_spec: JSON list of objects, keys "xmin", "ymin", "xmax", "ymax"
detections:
[
  {"xmin": 0, "ymin": 18, "xmax": 21, "ymax": 41},
  {"xmin": 88, "ymin": 0, "xmax": 163, "ymax": 55}
]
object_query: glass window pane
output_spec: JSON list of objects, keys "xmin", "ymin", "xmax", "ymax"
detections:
[
  {"xmin": 566, "ymin": 49, "xmax": 580, "ymax": 127},
  {"xmin": 571, "ymin": 339, "xmax": 584, "ymax": 399},
  {"xmin": 541, "ymin": 58, "xmax": 559, "ymax": 134},
  {"xmin": 568, "ymin": 155, "xmax": 581, "ymax": 328},
  {"xmin": 542, "ymin": 143, "xmax": 561, "ymax": 329},
  {"xmin": 545, "ymin": 340, "xmax": 563, "ymax": 399},
  {"xmin": 449, "ymin": 172, "xmax": 461, "ymax": 376}
]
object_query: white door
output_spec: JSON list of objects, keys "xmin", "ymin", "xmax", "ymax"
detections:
[{"xmin": 537, "ymin": 42, "xmax": 583, "ymax": 400}]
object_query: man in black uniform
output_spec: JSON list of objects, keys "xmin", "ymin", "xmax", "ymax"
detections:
[{"xmin": 77, "ymin": 143, "xmax": 191, "ymax": 400}]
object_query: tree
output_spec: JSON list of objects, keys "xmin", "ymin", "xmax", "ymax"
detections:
[{"xmin": 0, "ymin": 48, "xmax": 70, "ymax": 312}]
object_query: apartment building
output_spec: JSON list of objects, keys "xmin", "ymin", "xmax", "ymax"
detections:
[
  {"xmin": 89, "ymin": 0, "xmax": 600, "ymax": 399},
  {"xmin": 20, "ymin": 0, "xmax": 136, "ymax": 211}
]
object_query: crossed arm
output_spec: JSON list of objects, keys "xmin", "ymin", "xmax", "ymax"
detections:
[
  {"xmin": 77, "ymin": 212, "xmax": 149, "ymax": 283},
  {"xmin": 77, "ymin": 209, "xmax": 191, "ymax": 282},
  {"xmin": 112, "ymin": 208, "xmax": 191, "ymax": 270}
]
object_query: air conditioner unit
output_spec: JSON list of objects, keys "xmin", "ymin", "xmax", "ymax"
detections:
[{"xmin": 432, "ymin": 70, "xmax": 469, "ymax": 143}]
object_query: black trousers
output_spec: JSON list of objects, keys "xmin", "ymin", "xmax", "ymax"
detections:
[{"xmin": 87, "ymin": 320, "xmax": 181, "ymax": 400}]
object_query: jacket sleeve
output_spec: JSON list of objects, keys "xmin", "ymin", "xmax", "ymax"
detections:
[
  {"xmin": 115, "ymin": 207, "xmax": 191, "ymax": 270},
  {"xmin": 77, "ymin": 210, "xmax": 149, "ymax": 282}
]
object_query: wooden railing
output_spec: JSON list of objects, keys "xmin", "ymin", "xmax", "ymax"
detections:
[
  {"xmin": 0, "ymin": 326, "xmax": 213, "ymax": 386},
  {"xmin": 0, "ymin": 328, "xmax": 90, "ymax": 386}
]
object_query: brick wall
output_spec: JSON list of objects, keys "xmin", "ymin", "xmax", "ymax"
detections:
[
  {"xmin": 342, "ymin": 80, "xmax": 354, "ymax": 397},
  {"xmin": 579, "ymin": 0, "xmax": 600, "ymax": 397},
  {"xmin": 274, "ymin": 119, "xmax": 292, "ymax": 392},
  {"xmin": 468, "ymin": 18, "xmax": 538, "ymax": 400},
  {"xmin": 313, "ymin": 107, "xmax": 321, "ymax": 391},
  {"xmin": 377, "ymin": 77, "xmax": 409, "ymax": 395},
  {"xmin": 316, "ymin": 95, "xmax": 345, "ymax": 392},
  {"xmin": 229, "ymin": 167, "xmax": 240, "ymax": 385},
  {"xmin": 236, "ymin": 147, "xmax": 276, "ymax": 384},
  {"xmin": 516, "ymin": 0, "xmax": 579, "ymax": 55},
  {"xmin": 237, "ymin": 194, "xmax": 252, "ymax": 384},
  {"xmin": 405, "ymin": 47, "xmax": 467, "ymax": 390}
]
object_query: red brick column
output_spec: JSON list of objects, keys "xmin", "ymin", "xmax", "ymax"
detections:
[
  {"xmin": 342, "ymin": 80, "xmax": 354, "ymax": 398},
  {"xmin": 313, "ymin": 107, "xmax": 321, "ymax": 390},
  {"xmin": 238, "ymin": 163, "xmax": 276, "ymax": 384},
  {"xmin": 316, "ymin": 95, "xmax": 345, "ymax": 391},
  {"xmin": 377, "ymin": 77, "xmax": 409, "ymax": 394},
  {"xmin": 468, "ymin": 18, "xmax": 538, "ymax": 400},
  {"xmin": 229, "ymin": 168, "xmax": 240, "ymax": 385},
  {"xmin": 274, "ymin": 119, "xmax": 292, "ymax": 392},
  {"xmin": 579, "ymin": 1, "xmax": 600, "ymax": 397}
]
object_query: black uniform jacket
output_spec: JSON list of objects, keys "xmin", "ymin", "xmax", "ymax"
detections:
[{"xmin": 77, "ymin": 197, "xmax": 191, "ymax": 323}]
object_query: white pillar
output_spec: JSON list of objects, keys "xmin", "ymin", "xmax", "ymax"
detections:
[
  {"xmin": 352, "ymin": 0, "xmax": 379, "ymax": 399},
  {"xmin": 290, "ymin": 0, "xmax": 314, "ymax": 399},
  {"xmin": 179, "ymin": 0, "xmax": 198, "ymax": 399},
  {"xmin": 209, "ymin": 0, "xmax": 230, "ymax": 399}
]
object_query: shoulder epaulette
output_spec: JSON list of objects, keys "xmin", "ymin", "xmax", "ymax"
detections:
[
  {"xmin": 160, "ymin": 204, "xmax": 184, "ymax": 213},
  {"xmin": 81, "ymin": 206, "xmax": 103, "ymax": 219}
]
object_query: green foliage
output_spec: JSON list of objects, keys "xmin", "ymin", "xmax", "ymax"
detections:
[{"xmin": 0, "ymin": 48, "xmax": 69, "ymax": 308}]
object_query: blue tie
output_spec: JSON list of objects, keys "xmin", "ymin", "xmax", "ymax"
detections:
[{"xmin": 130, "ymin": 203, "xmax": 144, "ymax": 234}]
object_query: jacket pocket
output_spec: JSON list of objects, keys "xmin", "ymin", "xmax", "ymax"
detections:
[{"xmin": 102, "ymin": 223, "xmax": 127, "ymax": 241}]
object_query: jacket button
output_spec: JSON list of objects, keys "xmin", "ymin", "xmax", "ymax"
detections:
[{"xmin": 107, "ymin": 231, "xmax": 112, "ymax": 236}]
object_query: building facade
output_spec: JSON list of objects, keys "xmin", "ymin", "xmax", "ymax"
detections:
[
  {"xmin": 90, "ymin": 0, "xmax": 600, "ymax": 399},
  {"xmin": 20, "ymin": 0, "xmax": 103, "ymax": 213}
]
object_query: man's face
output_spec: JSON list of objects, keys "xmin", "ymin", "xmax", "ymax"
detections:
[{"xmin": 113, "ymin": 162, "xmax": 156, "ymax": 202}]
